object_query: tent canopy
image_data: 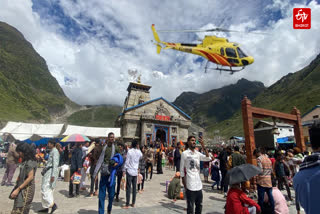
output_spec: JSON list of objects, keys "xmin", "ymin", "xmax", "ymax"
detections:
[
  {"xmin": 0, "ymin": 122, "xmax": 65, "ymax": 141},
  {"xmin": 62, "ymin": 125, "xmax": 120, "ymax": 138}
]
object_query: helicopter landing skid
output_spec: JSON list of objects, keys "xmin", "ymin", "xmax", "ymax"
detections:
[{"xmin": 205, "ymin": 61, "xmax": 245, "ymax": 74}]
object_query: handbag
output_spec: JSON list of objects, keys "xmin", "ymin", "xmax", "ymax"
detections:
[
  {"xmin": 120, "ymin": 177, "xmax": 126, "ymax": 190},
  {"xmin": 9, "ymin": 185, "xmax": 18, "ymax": 200},
  {"xmin": 41, "ymin": 151, "xmax": 55, "ymax": 176},
  {"xmin": 71, "ymin": 172, "xmax": 82, "ymax": 184},
  {"xmin": 41, "ymin": 166, "xmax": 52, "ymax": 176}
]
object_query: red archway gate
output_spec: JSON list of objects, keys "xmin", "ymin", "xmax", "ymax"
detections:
[{"xmin": 241, "ymin": 96, "xmax": 305, "ymax": 165}]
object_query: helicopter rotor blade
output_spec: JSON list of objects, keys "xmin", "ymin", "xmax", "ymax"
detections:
[
  {"xmin": 205, "ymin": 28, "xmax": 268, "ymax": 35},
  {"xmin": 157, "ymin": 29, "xmax": 209, "ymax": 33},
  {"xmin": 157, "ymin": 28, "xmax": 268, "ymax": 35}
]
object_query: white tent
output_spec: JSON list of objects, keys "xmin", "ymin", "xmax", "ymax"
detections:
[
  {"xmin": 63, "ymin": 125, "xmax": 120, "ymax": 138},
  {"xmin": 0, "ymin": 122, "xmax": 65, "ymax": 141}
]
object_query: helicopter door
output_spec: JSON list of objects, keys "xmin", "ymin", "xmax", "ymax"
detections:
[{"xmin": 226, "ymin": 48, "xmax": 239, "ymax": 65}]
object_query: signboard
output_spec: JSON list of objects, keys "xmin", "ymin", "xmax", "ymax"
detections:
[{"xmin": 155, "ymin": 115, "xmax": 170, "ymax": 121}]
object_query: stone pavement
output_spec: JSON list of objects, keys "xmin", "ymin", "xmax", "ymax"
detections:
[{"xmin": 0, "ymin": 167, "xmax": 303, "ymax": 214}]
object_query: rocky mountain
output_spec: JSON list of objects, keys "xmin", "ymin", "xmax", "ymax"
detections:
[
  {"xmin": 173, "ymin": 78, "xmax": 266, "ymax": 128},
  {"xmin": 0, "ymin": 21, "xmax": 78, "ymax": 122},
  {"xmin": 208, "ymin": 53, "xmax": 320, "ymax": 138}
]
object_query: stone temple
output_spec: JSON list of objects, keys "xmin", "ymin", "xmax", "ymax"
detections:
[{"xmin": 116, "ymin": 80, "xmax": 191, "ymax": 146}]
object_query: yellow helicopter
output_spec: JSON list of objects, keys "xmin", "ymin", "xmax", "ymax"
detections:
[{"xmin": 151, "ymin": 24, "xmax": 255, "ymax": 74}]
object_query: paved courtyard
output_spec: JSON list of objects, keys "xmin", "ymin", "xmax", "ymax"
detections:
[{"xmin": 0, "ymin": 167, "xmax": 303, "ymax": 214}]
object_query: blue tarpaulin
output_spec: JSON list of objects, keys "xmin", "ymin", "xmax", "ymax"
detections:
[
  {"xmin": 230, "ymin": 136, "xmax": 244, "ymax": 141},
  {"xmin": 24, "ymin": 138, "xmax": 63, "ymax": 146},
  {"xmin": 277, "ymin": 137, "xmax": 294, "ymax": 144}
]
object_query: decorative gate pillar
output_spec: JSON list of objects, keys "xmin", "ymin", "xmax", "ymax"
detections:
[
  {"xmin": 241, "ymin": 96, "xmax": 256, "ymax": 165},
  {"xmin": 241, "ymin": 96, "xmax": 305, "ymax": 165}
]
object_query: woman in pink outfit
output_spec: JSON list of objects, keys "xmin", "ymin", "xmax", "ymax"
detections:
[{"xmin": 264, "ymin": 180, "xmax": 289, "ymax": 214}]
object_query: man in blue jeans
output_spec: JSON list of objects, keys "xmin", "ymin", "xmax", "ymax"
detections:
[
  {"xmin": 122, "ymin": 140, "xmax": 142, "ymax": 209},
  {"xmin": 94, "ymin": 132, "xmax": 120, "ymax": 214},
  {"xmin": 254, "ymin": 148, "xmax": 275, "ymax": 214}
]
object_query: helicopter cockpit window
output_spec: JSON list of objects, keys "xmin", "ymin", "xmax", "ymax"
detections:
[
  {"xmin": 226, "ymin": 48, "xmax": 237, "ymax": 58},
  {"xmin": 220, "ymin": 48, "xmax": 225, "ymax": 56},
  {"xmin": 237, "ymin": 47, "xmax": 247, "ymax": 58}
]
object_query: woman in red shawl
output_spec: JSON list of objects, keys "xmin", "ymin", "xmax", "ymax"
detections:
[{"xmin": 226, "ymin": 182, "xmax": 261, "ymax": 214}]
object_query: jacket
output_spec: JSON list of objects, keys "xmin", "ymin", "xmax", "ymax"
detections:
[
  {"xmin": 174, "ymin": 148, "xmax": 181, "ymax": 162},
  {"xmin": 211, "ymin": 164, "xmax": 220, "ymax": 181},
  {"xmin": 71, "ymin": 147, "xmax": 83, "ymax": 170},
  {"xmin": 146, "ymin": 148, "xmax": 154, "ymax": 164},
  {"xmin": 108, "ymin": 153, "xmax": 123, "ymax": 187},
  {"xmin": 139, "ymin": 155, "xmax": 146, "ymax": 174},
  {"xmin": 218, "ymin": 150, "xmax": 228, "ymax": 171},
  {"xmin": 293, "ymin": 152, "xmax": 320, "ymax": 214}
]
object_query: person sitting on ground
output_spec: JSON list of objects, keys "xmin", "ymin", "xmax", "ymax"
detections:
[
  {"xmin": 225, "ymin": 182, "xmax": 261, "ymax": 214},
  {"xmin": 264, "ymin": 179, "xmax": 289, "ymax": 214},
  {"xmin": 168, "ymin": 172, "xmax": 181, "ymax": 201}
]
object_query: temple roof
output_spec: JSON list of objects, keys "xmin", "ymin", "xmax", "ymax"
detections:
[{"xmin": 122, "ymin": 97, "xmax": 191, "ymax": 120}]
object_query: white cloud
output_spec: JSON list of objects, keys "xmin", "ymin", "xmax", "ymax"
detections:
[{"xmin": 0, "ymin": 0, "xmax": 319, "ymax": 106}]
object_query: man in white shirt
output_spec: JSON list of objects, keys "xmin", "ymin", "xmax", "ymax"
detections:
[
  {"xmin": 180, "ymin": 136, "xmax": 211, "ymax": 214},
  {"xmin": 122, "ymin": 140, "xmax": 142, "ymax": 209}
]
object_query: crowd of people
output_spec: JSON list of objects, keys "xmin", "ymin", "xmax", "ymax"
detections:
[{"xmin": 0, "ymin": 122, "xmax": 319, "ymax": 214}]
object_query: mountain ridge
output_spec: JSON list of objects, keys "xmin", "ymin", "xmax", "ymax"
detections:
[
  {"xmin": 207, "ymin": 52, "xmax": 320, "ymax": 138},
  {"xmin": 173, "ymin": 78, "xmax": 265, "ymax": 128},
  {"xmin": 0, "ymin": 21, "xmax": 77, "ymax": 122}
]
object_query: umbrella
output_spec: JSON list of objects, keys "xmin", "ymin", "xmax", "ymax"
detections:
[
  {"xmin": 225, "ymin": 164, "xmax": 262, "ymax": 185},
  {"xmin": 61, "ymin": 134, "xmax": 90, "ymax": 143}
]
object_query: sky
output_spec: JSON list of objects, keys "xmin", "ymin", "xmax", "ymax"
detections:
[{"xmin": 0, "ymin": 0, "xmax": 320, "ymax": 106}]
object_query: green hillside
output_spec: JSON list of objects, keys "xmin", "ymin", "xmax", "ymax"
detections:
[
  {"xmin": 67, "ymin": 105, "xmax": 122, "ymax": 127},
  {"xmin": 0, "ymin": 22, "xmax": 75, "ymax": 122},
  {"xmin": 173, "ymin": 78, "xmax": 265, "ymax": 128},
  {"xmin": 208, "ymin": 53, "xmax": 320, "ymax": 138}
]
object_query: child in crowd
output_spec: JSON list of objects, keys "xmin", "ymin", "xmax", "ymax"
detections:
[{"xmin": 211, "ymin": 161, "xmax": 220, "ymax": 190}]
